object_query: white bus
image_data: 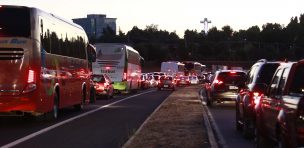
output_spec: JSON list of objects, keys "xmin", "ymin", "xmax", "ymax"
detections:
[
  {"xmin": 92, "ymin": 43, "xmax": 142, "ymax": 93},
  {"xmin": 160, "ymin": 61, "xmax": 185, "ymax": 76},
  {"xmin": 183, "ymin": 61, "xmax": 206, "ymax": 76}
]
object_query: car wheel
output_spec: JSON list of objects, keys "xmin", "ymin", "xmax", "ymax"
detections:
[
  {"xmin": 89, "ymin": 88, "xmax": 96, "ymax": 103},
  {"xmin": 206, "ymin": 92, "xmax": 213, "ymax": 106},
  {"xmin": 254, "ymin": 120, "xmax": 271, "ymax": 148},
  {"xmin": 235, "ymin": 102, "xmax": 242, "ymax": 131},
  {"xmin": 243, "ymin": 119, "xmax": 254, "ymax": 138},
  {"xmin": 158, "ymin": 87, "xmax": 161, "ymax": 91}
]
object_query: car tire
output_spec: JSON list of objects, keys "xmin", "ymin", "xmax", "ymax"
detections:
[
  {"xmin": 206, "ymin": 92, "xmax": 213, "ymax": 106},
  {"xmin": 89, "ymin": 87, "xmax": 96, "ymax": 103},
  {"xmin": 242, "ymin": 119, "xmax": 254, "ymax": 138},
  {"xmin": 235, "ymin": 102, "xmax": 242, "ymax": 131}
]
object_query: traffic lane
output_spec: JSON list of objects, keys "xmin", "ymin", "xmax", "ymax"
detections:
[
  {"xmin": 208, "ymin": 102, "xmax": 253, "ymax": 147},
  {"xmin": 14, "ymin": 90, "xmax": 172, "ymax": 148},
  {"xmin": 0, "ymin": 88, "xmax": 155, "ymax": 146}
]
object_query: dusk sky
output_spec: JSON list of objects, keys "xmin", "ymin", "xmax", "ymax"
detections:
[{"xmin": 1, "ymin": 0, "xmax": 303, "ymax": 36}]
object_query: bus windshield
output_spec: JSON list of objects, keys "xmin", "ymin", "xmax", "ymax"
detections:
[{"xmin": 0, "ymin": 7, "xmax": 30, "ymax": 37}]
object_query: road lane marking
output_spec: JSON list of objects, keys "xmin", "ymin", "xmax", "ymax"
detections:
[
  {"xmin": 204, "ymin": 105, "xmax": 228, "ymax": 148},
  {"xmin": 1, "ymin": 90, "xmax": 156, "ymax": 148},
  {"xmin": 199, "ymin": 88, "xmax": 227, "ymax": 148}
]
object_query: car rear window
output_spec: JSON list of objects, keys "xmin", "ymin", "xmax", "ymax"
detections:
[
  {"xmin": 289, "ymin": 65, "xmax": 304, "ymax": 95},
  {"xmin": 217, "ymin": 72, "xmax": 246, "ymax": 84},
  {"xmin": 92, "ymin": 75, "xmax": 105, "ymax": 83},
  {"xmin": 256, "ymin": 63, "xmax": 280, "ymax": 84}
]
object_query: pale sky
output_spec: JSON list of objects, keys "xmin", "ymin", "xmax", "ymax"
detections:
[{"xmin": 1, "ymin": 0, "xmax": 303, "ymax": 37}]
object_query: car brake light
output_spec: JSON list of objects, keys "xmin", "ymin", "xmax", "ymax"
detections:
[
  {"xmin": 214, "ymin": 79, "xmax": 223, "ymax": 84},
  {"xmin": 230, "ymin": 71, "xmax": 236, "ymax": 74},
  {"xmin": 105, "ymin": 66, "xmax": 111, "ymax": 70},
  {"xmin": 123, "ymin": 72, "xmax": 127, "ymax": 81},
  {"xmin": 253, "ymin": 92, "xmax": 262, "ymax": 105}
]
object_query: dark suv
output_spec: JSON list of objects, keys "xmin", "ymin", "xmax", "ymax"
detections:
[
  {"xmin": 255, "ymin": 60, "xmax": 304, "ymax": 147},
  {"xmin": 205, "ymin": 70, "xmax": 246, "ymax": 106},
  {"xmin": 235, "ymin": 59, "xmax": 280, "ymax": 138}
]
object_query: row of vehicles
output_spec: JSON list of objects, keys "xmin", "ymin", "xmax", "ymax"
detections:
[
  {"xmin": 0, "ymin": 5, "xmax": 143, "ymax": 120},
  {"xmin": 201, "ymin": 59, "xmax": 304, "ymax": 147}
]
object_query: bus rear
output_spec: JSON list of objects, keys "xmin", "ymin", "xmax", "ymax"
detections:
[
  {"xmin": 0, "ymin": 6, "xmax": 39, "ymax": 115},
  {"xmin": 93, "ymin": 44, "xmax": 127, "ymax": 91}
]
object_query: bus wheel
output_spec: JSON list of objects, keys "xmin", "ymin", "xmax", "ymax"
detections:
[
  {"xmin": 74, "ymin": 89, "xmax": 85, "ymax": 111},
  {"xmin": 44, "ymin": 94, "xmax": 59, "ymax": 121}
]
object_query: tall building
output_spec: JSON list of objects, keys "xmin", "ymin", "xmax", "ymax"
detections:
[{"xmin": 73, "ymin": 14, "xmax": 117, "ymax": 40}]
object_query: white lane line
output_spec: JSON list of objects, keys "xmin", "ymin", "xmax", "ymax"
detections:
[
  {"xmin": 204, "ymin": 105, "xmax": 228, "ymax": 148},
  {"xmin": 1, "ymin": 90, "xmax": 156, "ymax": 148},
  {"xmin": 202, "ymin": 103, "xmax": 218, "ymax": 148}
]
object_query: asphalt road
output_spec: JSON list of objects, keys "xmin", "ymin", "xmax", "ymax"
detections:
[
  {"xmin": 207, "ymin": 102, "xmax": 254, "ymax": 148},
  {"xmin": 199, "ymin": 86, "xmax": 254, "ymax": 148},
  {"xmin": 0, "ymin": 88, "xmax": 172, "ymax": 148}
]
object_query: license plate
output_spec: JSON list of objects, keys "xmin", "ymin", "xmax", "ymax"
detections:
[
  {"xmin": 229, "ymin": 86, "xmax": 238, "ymax": 89},
  {"xmin": 164, "ymin": 85, "xmax": 168, "ymax": 87}
]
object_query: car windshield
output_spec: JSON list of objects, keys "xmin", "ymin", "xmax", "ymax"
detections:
[
  {"xmin": 217, "ymin": 72, "xmax": 246, "ymax": 85},
  {"xmin": 92, "ymin": 75, "xmax": 106, "ymax": 83}
]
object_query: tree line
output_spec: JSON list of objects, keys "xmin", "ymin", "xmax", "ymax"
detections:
[{"xmin": 90, "ymin": 14, "xmax": 304, "ymax": 64}]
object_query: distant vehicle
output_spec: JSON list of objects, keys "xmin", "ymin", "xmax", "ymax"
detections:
[
  {"xmin": 176, "ymin": 76, "xmax": 190, "ymax": 86},
  {"xmin": 157, "ymin": 76, "xmax": 176, "ymax": 91},
  {"xmin": 93, "ymin": 43, "xmax": 142, "ymax": 93},
  {"xmin": 255, "ymin": 60, "xmax": 304, "ymax": 148},
  {"xmin": 147, "ymin": 75, "xmax": 157, "ymax": 88},
  {"xmin": 235, "ymin": 59, "xmax": 280, "ymax": 138},
  {"xmin": 189, "ymin": 76, "xmax": 199, "ymax": 84},
  {"xmin": 183, "ymin": 61, "xmax": 206, "ymax": 77},
  {"xmin": 140, "ymin": 73, "xmax": 150, "ymax": 89},
  {"xmin": 92, "ymin": 74, "xmax": 114, "ymax": 99},
  {"xmin": 161, "ymin": 61, "xmax": 185, "ymax": 76},
  {"xmin": 205, "ymin": 70, "xmax": 246, "ymax": 106},
  {"xmin": 0, "ymin": 5, "xmax": 92, "ymax": 119}
]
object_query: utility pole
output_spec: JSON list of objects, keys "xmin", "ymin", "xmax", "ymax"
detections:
[{"xmin": 200, "ymin": 18, "xmax": 211, "ymax": 35}]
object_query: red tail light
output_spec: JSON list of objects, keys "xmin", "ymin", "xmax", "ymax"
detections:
[
  {"xmin": 253, "ymin": 92, "xmax": 262, "ymax": 105},
  {"xmin": 23, "ymin": 70, "xmax": 37, "ymax": 93},
  {"xmin": 27, "ymin": 70, "xmax": 35, "ymax": 83},
  {"xmin": 123, "ymin": 72, "xmax": 127, "ymax": 81},
  {"xmin": 230, "ymin": 71, "xmax": 236, "ymax": 74},
  {"xmin": 214, "ymin": 79, "xmax": 223, "ymax": 85}
]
